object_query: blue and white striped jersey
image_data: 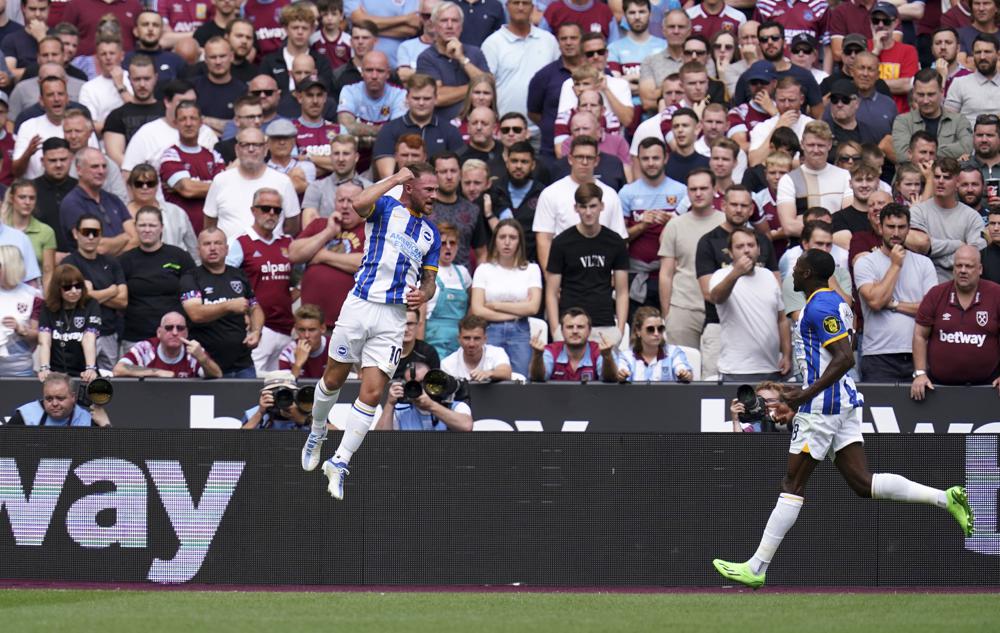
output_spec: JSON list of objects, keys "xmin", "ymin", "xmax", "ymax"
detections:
[
  {"xmin": 353, "ymin": 195, "xmax": 441, "ymax": 304},
  {"xmin": 798, "ymin": 288, "xmax": 863, "ymax": 415}
]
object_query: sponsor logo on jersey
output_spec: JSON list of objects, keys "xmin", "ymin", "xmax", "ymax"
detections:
[
  {"xmin": 939, "ymin": 330, "xmax": 987, "ymax": 347},
  {"xmin": 230, "ymin": 280, "xmax": 243, "ymax": 293},
  {"xmin": 977, "ymin": 311, "xmax": 989, "ymax": 327},
  {"xmin": 822, "ymin": 316, "xmax": 841, "ymax": 334},
  {"xmin": 387, "ymin": 231, "xmax": 423, "ymax": 263}
]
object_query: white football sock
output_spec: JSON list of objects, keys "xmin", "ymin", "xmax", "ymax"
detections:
[
  {"xmin": 332, "ymin": 399, "xmax": 376, "ymax": 466},
  {"xmin": 310, "ymin": 381, "xmax": 341, "ymax": 434},
  {"xmin": 748, "ymin": 493, "xmax": 804, "ymax": 575},
  {"xmin": 871, "ymin": 473, "xmax": 947, "ymax": 508}
]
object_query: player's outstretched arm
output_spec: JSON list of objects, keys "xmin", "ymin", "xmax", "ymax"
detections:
[{"xmin": 353, "ymin": 168, "xmax": 415, "ymax": 217}]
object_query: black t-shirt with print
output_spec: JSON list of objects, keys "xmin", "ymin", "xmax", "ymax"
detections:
[
  {"xmin": 39, "ymin": 299, "xmax": 102, "ymax": 375},
  {"xmin": 179, "ymin": 265, "xmax": 256, "ymax": 372},
  {"xmin": 547, "ymin": 226, "xmax": 629, "ymax": 327}
]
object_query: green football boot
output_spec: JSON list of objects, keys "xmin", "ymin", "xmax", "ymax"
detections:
[
  {"xmin": 712, "ymin": 559, "xmax": 765, "ymax": 590},
  {"xmin": 946, "ymin": 486, "xmax": 974, "ymax": 537}
]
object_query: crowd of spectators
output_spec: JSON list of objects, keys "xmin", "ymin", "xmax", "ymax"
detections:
[{"xmin": 0, "ymin": 0, "xmax": 997, "ymax": 420}]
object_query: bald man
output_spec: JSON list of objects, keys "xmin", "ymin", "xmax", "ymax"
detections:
[{"xmin": 337, "ymin": 51, "xmax": 407, "ymax": 149}]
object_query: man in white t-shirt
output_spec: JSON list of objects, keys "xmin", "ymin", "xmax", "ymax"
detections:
[
  {"xmin": 13, "ymin": 76, "xmax": 69, "ymax": 179},
  {"xmin": 775, "ymin": 120, "xmax": 851, "ymax": 239},
  {"xmin": 121, "ymin": 79, "xmax": 219, "ymax": 178},
  {"xmin": 748, "ymin": 76, "xmax": 815, "ymax": 165},
  {"xmin": 533, "ymin": 135, "xmax": 627, "ymax": 270},
  {"xmin": 708, "ymin": 226, "xmax": 791, "ymax": 382},
  {"xmin": 440, "ymin": 315, "xmax": 513, "ymax": 382},
  {"xmin": 203, "ymin": 127, "xmax": 301, "ymax": 239},
  {"xmin": 557, "ymin": 33, "xmax": 635, "ymax": 131},
  {"xmin": 78, "ymin": 38, "xmax": 129, "ymax": 134}
]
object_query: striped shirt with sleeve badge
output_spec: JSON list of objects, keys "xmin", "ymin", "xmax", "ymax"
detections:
[
  {"xmin": 797, "ymin": 287, "xmax": 863, "ymax": 415},
  {"xmin": 353, "ymin": 195, "xmax": 441, "ymax": 304}
]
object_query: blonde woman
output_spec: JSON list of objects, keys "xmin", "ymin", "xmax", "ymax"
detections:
[
  {"xmin": 0, "ymin": 179, "xmax": 53, "ymax": 289},
  {"xmin": 0, "ymin": 245, "xmax": 41, "ymax": 376}
]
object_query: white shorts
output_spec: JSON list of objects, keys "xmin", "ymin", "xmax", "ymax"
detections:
[
  {"xmin": 328, "ymin": 294, "xmax": 407, "ymax": 377},
  {"xmin": 788, "ymin": 408, "xmax": 863, "ymax": 461}
]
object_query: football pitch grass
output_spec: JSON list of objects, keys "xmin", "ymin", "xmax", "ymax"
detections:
[{"xmin": 2, "ymin": 588, "xmax": 998, "ymax": 633}]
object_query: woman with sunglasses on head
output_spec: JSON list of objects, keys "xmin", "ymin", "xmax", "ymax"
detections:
[
  {"xmin": 451, "ymin": 74, "xmax": 498, "ymax": 143},
  {"xmin": 37, "ymin": 264, "xmax": 100, "ymax": 384},
  {"xmin": 710, "ymin": 30, "xmax": 745, "ymax": 97},
  {"xmin": 126, "ymin": 163, "xmax": 198, "ymax": 256},
  {"xmin": 0, "ymin": 179, "xmax": 54, "ymax": 290},
  {"xmin": 0, "ymin": 246, "xmax": 41, "ymax": 377},
  {"xmin": 615, "ymin": 306, "xmax": 692, "ymax": 383},
  {"xmin": 469, "ymin": 219, "xmax": 542, "ymax": 377}
]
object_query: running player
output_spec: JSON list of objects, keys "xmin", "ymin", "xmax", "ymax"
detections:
[
  {"xmin": 300, "ymin": 164, "xmax": 441, "ymax": 500},
  {"xmin": 713, "ymin": 249, "xmax": 974, "ymax": 589}
]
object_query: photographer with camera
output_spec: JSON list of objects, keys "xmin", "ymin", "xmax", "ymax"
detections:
[
  {"xmin": 7, "ymin": 373, "xmax": 112, "ymax": 427},
  {"xmin": 241, "ymin": 370, "xmax": 318, "ymax": 431},
  {"xmin": 376, "ymin": 363, "xmax": 473, "ymax": 432},
  {"xmin": 728, "ymin": 381, "xmax": 789, "ymax": 433}
]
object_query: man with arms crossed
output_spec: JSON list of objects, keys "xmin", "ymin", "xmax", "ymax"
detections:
[
  {"xmin": 713, "ymin": 249, "xmax": 974, "ymax": 589},
  {"xmin": 301, "ymin": 165, "xmax": 441, "ymax": 501}
]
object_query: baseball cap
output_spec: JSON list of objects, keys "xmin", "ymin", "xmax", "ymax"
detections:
[
  {"xmin": 829, "ymin": 79, "xmax": 859, "ymax": 98},
  {"xmin": 262, "ymin": 370, "xmax": 298, "ymax": 391},
  {"xmin": 871, "ymin": 2, "xmax": 898, "ymax": 19},
  {"xmin": 790, "ymin": 33, "xmax": 819, "ymax": 52},
  {"xmin": 842, "ymin": 34, "xmax": 868, "ymax": 53},
  {"xmin": 744, "ymin": 60, "xmax": 777, "ymax": 83},
  {"xmin": 295, "ymin": 77, "xmax": 328, "ymax": 93},
  {"xmin": 265, "ymin": 118, "xmax": 298, "ymax": 138}
]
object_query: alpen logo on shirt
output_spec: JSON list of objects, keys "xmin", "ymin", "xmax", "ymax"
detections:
[
  {"xmin": 978, "ymin": 311, "xmax": 990, "ymax": 327},
  {"xmin": 230, "ymin": 281, "xmax": 243, "ymax": 293},
  {"xmin": 73, "ymin": 317, "xmax": 84, "ymax": 329}
]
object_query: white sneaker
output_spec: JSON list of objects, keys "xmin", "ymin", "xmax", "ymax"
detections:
[
  {"xmin": 301, "ymin": 429, "xmax": 327, "ymax": 471},
  {"xmin": 322, "ymin": 459, "xmax": 349, "ymax": 500}
]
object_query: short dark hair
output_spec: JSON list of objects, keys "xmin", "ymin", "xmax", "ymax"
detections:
[
  {"xmin": 637, "ymin": 137, "xmax": 666, "ymax": 153},
  {"xmin": 771, "ymin": 127, "xmax": 800, "ymax": 154},
  {"xmin": 507, "ymin": 141, "xmax": 534, "ymax": 158},
  {"xmin": 909, "ymin": 130, "xmax": 937, "ymax": 150},
  {"xmin": 499, "ymin": 111, "xmax": 527, "ymax": 126},
  {"xmin": 724, "ymin": 183, "xmax": 751, "ymax": 201},
  {"xmin": 727, "ymin": 225, "xmax": 757, "ymax": 249},
  {"xmin": 431, "ymin": 151, "xmax": 460, "ymax": 169},
  {"xmin": 879, "ymin": 203, "xmax": 911, "ymax": 225},
  {"xmin": 135, "ymin": 206, "xmax": 163, "ymax": 224},
  {"xmin": 42, "ymin": 137, "xmax": 70, "ymax": 153},
  {"xmin": 802, "ymin": 248, "xmax": 835, "ymax": 280},
  {"xmin": 580, "ymin": 31, "xmax": 607, "ymax": 47},
  {"xmin": 407, "ymin": 161, "xmax": 435, "ymax": 180},
  {"xmin": 758, "ymin": 20, "xmax": 785, "ymax": 39},
  {"xmin": 988, "ymin": 205, "xmax": 1000, "ymax": 218},
  {"xmin": 804, "ymin": 206, "xmax": 831, "ymax": 222},
  {"xmin": 162, "ymin": 79, "xmax": 194, "ymax": 101},
  {"xmin": 973, "ymin": 32, "xmax": 999, "ymax": 51},
  {"xmin": 913, "ymin": 67, "xmax": 942, "ymax": 88},
  {"xmin": 687, "ymin": 167, "xmax": 715, "ymax": 187},
  {"xmin": 801, "ymin": 220, "xmax": 833, "ymax": 243},
  {"xmin": 570, "ymin": 135, "xmax": 599, "ymax": 154},
  {"xmin": 75, "ymin": 212, "xmax": 102, "ymax": 230},
  {"xmin": 622, "ymin": 0, "xmax": 650, "ymax": 11},
  {"xmin": 671, "ymin": 106, "xmax": 699, "ymax": 124},
  {"xmin": 353, "ymin": 19, "xmax": 379, "ymax": 37},
  {"xmin": 933, "ymin": 156, "xmax": 961, "ymax": 177},
  {"xmin": 561, "ymin": 306, "xmax": 591, "ymax": 325}
]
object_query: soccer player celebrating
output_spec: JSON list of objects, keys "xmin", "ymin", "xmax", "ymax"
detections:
[
  {"xmin": 712, "ymin": 249, "xmax": 974, "ymax": 590},
  {"xmin": 300, "ymin": 164, "xmax": 441, "ymax": 500}
]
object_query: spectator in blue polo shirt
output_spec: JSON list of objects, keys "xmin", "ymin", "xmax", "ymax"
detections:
[
  {"xmin": 371, "ymin": 72, "xmax": 465, "ymax": 179},
  {"xmin": 58, "ymin": 147, "xmax": 136, "ymax": 256},
  {"xmin": 415, "ymin": 1, "xmax": 490, "ymax": 121}
]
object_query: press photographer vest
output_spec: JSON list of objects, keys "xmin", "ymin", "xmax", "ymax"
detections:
[{"xmin": 13, "ymin": 401, "xmax": 92, "ymax": 427}]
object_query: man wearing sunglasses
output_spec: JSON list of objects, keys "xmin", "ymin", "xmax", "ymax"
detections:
[
  {"xmin": 63, "ymin": 213, "xmax": 128, "ymax": 371},
  {"xmin": 868, "ymin": 3, "xmax": 918, "ymax": 115},
  {"xmin": 226, "ymin": 188, "xmax": 296, "ymax": 372},
  {"xmin": 825, "ymin": 80, "xmax": 886, "ymax": 155},
  {"xmin": 114, "ymin": 311, "xmax": 222, "ymax": 378},
  {"xmin": 732, "ymin": 21, "xmax": 823, "ymax": 120},
  {"xmin": 557, "ymin": 32, "xmax": 634, "ymax": 128}
]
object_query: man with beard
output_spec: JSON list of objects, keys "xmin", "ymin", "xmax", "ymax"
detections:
[
  {"xmin": 618, "ymin": 137, "xmax": 685, "ymax": 312},
  {"xmin": 733, "ymin": 21, "xmax": 822, "ymax": 119},
  {"xmin": 957, "ymin": 164, "xmax": 991, "ymax": 222},
  {"xmin": 225, "ymin": 18, "xmax": 261, "ymax": 82},
  {"xmin": 892, "ymin": 69, "xmax": 973, "ymax": 162},
  {"xmin": 958, "ymin": 0, "xmax": 1000, "ymax": 55},
  {"xmin": 945, "ymin": 33, "xmax": 1000, "ymax": 128},
  {"xmin": 906, "ymin": 157, "xmax": 987, "ymax": 282},
  {"xmin": 869, "ymin": 3, "xmax": 918, "ymax": 114},
  {"xmin": 983, "ymin": 208, "xmax": 1000, "ymax": 283},
  {"xmin": 125, "ymin": 11, "xmax": 186, "ymax": 81},
  {"xmin": 194, "ymin": 0, "xmax": 240, "ymax": 47},
  {"xmin": 966, "ymin": 113, "xmax": 1000, "ymax": 190},
  {"xmin": 103, "ymin": 55, "xmax": 163, "ymax": 166},
  {"xmin": 608, "ymin": 0, "xmax": 666, "ymax": 107},
  {"xmin": 931, "ymin": 27, "xmax": 973, "ymax": 94},
  {"xmin": 855, "ymin": 204, "xmax": 937, "ymax": 382},
  {"xmin": 431, "ymin": 151, "xmax": 487, "ymax": 267},
  {"xmin": 488, "ymin": 141, "xmax": 545, "ymax": 262}
]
